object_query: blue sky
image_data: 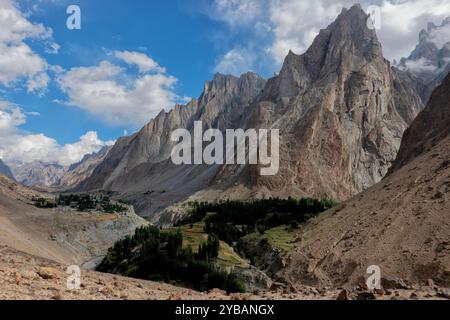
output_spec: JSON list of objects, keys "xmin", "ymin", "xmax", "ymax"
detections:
[
  {"xmin": 0, "ymin": 0, "xmax": 449, "ymax": 166},
  {"xmin": 7, "ymin": 0, "xmax": 241, "ymax": 144}
]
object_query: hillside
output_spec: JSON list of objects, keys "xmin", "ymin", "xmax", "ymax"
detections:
[
  {"xmin": 0, "ymin": 173, "xmax": 148, "ymax": 266},
  {"xmin": 278, "ymin": 73, "xmax": 450, "ymax": 289},
  {"xmin": 0, "ymin": 160, "xmax": 14, "ymax": 180}
]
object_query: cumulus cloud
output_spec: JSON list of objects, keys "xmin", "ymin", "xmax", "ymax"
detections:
[
  {"xmin": 207, "ymin": 0, "xmax": 450, "ymax": 70},
  {"xmin": 0, "ymin": 101, "xmax": 113, "ymax": 166},
  {"xmin": 57, "ymin": 52, "xmax": 181, "ymax": 128},
  {"xmin": 0, "ymin": 0, "xmax": 58, "ymax": 94},
  {"xmin": 214, "ymin": 47, "xmax": 257, "ymax": 75},
  {"xmin": 114, "ymin": 50, "xmax": 165, "ymax": 73}
]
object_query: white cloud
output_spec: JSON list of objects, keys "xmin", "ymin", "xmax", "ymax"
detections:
[
  {"xmin": 207, "ymin": 0, "xmax": 450, "ymax": 69},
  {"xmin": 0, "ymin": 100, "xmax": 26, "ymax": 131},
  {"xmin": 0, "ymin": 100, "xmax": 113, "ymax": 166},
  {"xmin": 207, "ymin": 0, "xmax": 263, "ymax": 27},
  {"xmin": 0, "ymin": 0, "xmax": 58, "ymax": 94},
  {"xmin": 403, "ymin": 57, "xmax": 438, "ymax": 73},
  {"xmin": 377, "ymin": 0, "xmax": 450, "ymax": 60},
  {"xmin": 426, "ymin": 20, "xmax": 450, "ymax": 49},
  {"xmin": 57, "ymin": 131, "xmax": 114, "ymax": 166},
  {"xmin": 214, "ymin": 47, "xmax": 256, "ymax": 75},
  {"xmin": 114, "ymin": 50, "xmax": 165, "ymax": 73},
  {"xmin": 268, "ymin": 0, "xmax": 347, "ymax": 64},
  {"xmin": 57, "ymin": 54, "xmax": 181, "ymax": 128}
]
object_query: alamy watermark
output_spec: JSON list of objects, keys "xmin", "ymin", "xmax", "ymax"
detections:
[
  {"xmin": 66, "ymin": 5, "xmax": 81, "ymax": 30},
  {"xmin": 366, "ymin": 265, "xmax": 381, "ymax": 290},
  {"xmin": 66, "ymin": 265, "xmax": 81, "ymax": 290},
  {"xmin": 170, "ymin": 121, "xmax": 279, "ymax": 176}
]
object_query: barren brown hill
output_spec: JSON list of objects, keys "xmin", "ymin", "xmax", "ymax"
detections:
[
  {"xmin": 0, "ymin": 173, "xmax": 147, "ymax": 265},
  {"xmin": 277, "ymin": 73, "xmax": 450, "ymax": 289}
]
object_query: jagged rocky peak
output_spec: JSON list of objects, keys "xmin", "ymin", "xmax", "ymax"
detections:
[
  {"xmin": 201, "ymin": 72, "xmax": 266, "ymax": 105},
  {"xmin": 395, "ymin": 17, "xmax": 450, "ymax": 103},
  {"xmin": 399, "ymin": 17, "xmax": 450, "ymax": 78},
  {"xmin": 254, "ymin": 3, "xmax": 423, "ymax": 199},
  {"xmin": 320, "ymin": 4, "xmax": 382, "ymax": 59},
  {"xmin": 263, "ymin": 4, "xmax": 384, "ymax": 100}
]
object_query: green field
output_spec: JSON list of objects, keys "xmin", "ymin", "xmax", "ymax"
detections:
[
  {"xmin": 167, "ymin": 222, "xmax": 248, "ymax": 269},
  {"xmin": 243, "ymin": 225, "xmax": 297, "ymax": 253}
]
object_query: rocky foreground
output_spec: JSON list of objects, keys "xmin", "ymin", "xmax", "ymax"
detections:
[{"xmin": 1, "ymin": 245, "xmax": 448, "ymax": 300}]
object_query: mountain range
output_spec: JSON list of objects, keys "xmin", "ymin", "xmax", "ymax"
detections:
[
  {"xmin": 78, "ymin": 5, "xmax": 428, "ymax": 225},
  {"xmin": 7, "ymin": 146, "xmax": 111, "ymax": 190}
]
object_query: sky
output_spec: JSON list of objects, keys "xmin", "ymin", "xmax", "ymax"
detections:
[{"xmin": 0, "ymin": 0, "xmax": 449, "ymax": 166}]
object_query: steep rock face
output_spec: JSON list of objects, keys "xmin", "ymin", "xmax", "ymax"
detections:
[
  {"xmin": 398, "ymin": 18, "xmax": 450, "ymax": 102},
  {"xmin": 80, "ymin": 5, "xmax": 423, "ymax": 220},
  {"xmin": 231, "ymin": 4, "xmax": 423, "ymax": 200},
  {"xmin": 0, "ymin": 160, "xmax": 14, "ymax": 180},
  {"xmin": 391, "ymin": 71, "xmax": 450, "ymax": 172},
  {"xmin": 79, "ymin": 73, "xmax": 266, "ymax": 213},
  {"xmin": 278, "ymin": 70, "xmax": 450, "ymax": 289}
]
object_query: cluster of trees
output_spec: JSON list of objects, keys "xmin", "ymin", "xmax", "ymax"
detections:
[
  {"xmin": 198, "ymin": 234, "xmax": 220, "ymax": 262},
  {"xmin": 57, "ymin": 193, "xmax": 127, "ymax": 213},
  {"xmin": 177, "ymin": 198, "xmax": 337, "ymax": 244},
  {"xmin": 97, "ymin": 226, "xmax": 245, "ymax": 293},
  {"xmin": 32, "ymin": 196, "xmax": 57, "ymax": 208}
]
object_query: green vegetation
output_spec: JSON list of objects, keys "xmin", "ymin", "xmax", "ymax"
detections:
[
  {"xmin": 57, "ymin": 193, "xmax": 127, "ymax": 213},
  {"xmin": 241, "ymin": 225, "xmax": 297, "ymax": 254},
  {"xmin": 167, "ymin": 222, "xmax": 248, "ymax": 269},
  {"xmin": 176, "ymin": 197, "xmax": 336, "ymax": 245},
  {"xmin": 99, "ymin": 197, "xmax": 335, "ymax": 293},
  {"xmin": 97, "ymin": 226, "xmax": 245, "ymax": 293}
]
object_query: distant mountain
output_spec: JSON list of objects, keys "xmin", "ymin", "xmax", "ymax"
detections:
[
  {"xmin": 9, "ymin": 161, "xmax": 66, "ymax": 187},
  {"xmin": 397, "ymin": 17, "xmax": 450, "ymax": 102},
  {"xmin": 57, "ymin": 146, "xmax": 112, "ymax": 191},
  {"xmin": 278, "ymin": 71, "xmax": 450, "ymax": 289},
  {"xmin": 79, "ymin": 5, "xmax": 424, "ymax": 224},
  {"xmin": 8, "ymin": 147, "xmax": 112, "ymax": 188},
  {"xmin": 0, "ymin": 159, "xmax": 14, "ymax": 180}
]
